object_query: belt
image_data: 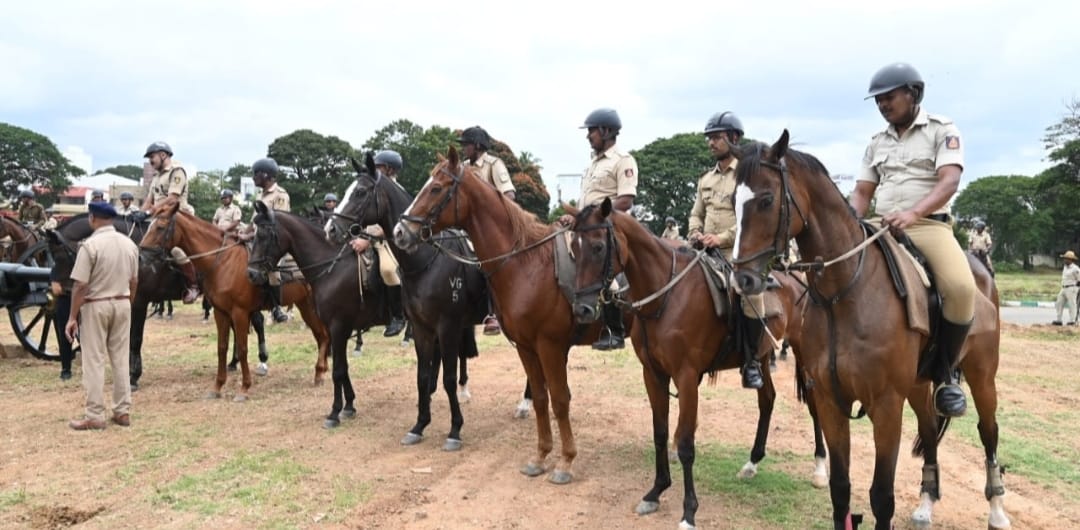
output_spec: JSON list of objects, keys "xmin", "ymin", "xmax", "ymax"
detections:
[
  {"xmin": 85, "ymin": 295, "xmax": 130, "ymax": 303},
  {"xmin": 1065, "ymin": 284, "xmax": 1079, "ymax": 288},
  {"xmin": 925, "ymin": 213, "xmax": 950, "ymax": 223}
]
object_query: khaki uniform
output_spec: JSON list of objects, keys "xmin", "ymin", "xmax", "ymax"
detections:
[
  {"xmin": 150, "ymin": 162, "xmax": 195, "ymax": 263},
  {"xmin": 1056, "ymin": 262, "xmax": 1080, "ymax": 323},
  {"xmin": 580, "ymin": 145, "xmax": 638, "ymax": 207},
  {"xmin": 256, "ymin": 183, "xmax": 293, "ymax": 286},
  {"xmin": 969, "ymin": 231, "xmax": 991, "ymax": 252},
  {"xmin": 358, "ymin": 176, "xmax": 399, "ymax": 286},
  {"xmin": 468, "ymin": 153, "xmax": 515, "ymax": 195},
  {"xmin": 116, "ymin": 204, "xmax": 140, "ymax": 216},
  {"xmin": 70, "ymin": 225, "xmax": 139, "ymax": 422},
  {"xmin": 213, "ymin": 204, "xmax": 242, "ymax": 232},
  {"xmin": 661, "ymin": 225, "xmax": 681, "ymax": 241},
  {"xmin": 42, "ymin": 217, "xmax": 58, "ymax": 231},
  {"xmin": 18, "ymin": 202, "xmax": 46, "ymax": 229},
  {"xmin": 859, "ymin": 108, "xmax": 974, "ymax": 322},
  {"xmin": 688, "ymin": 160, "xmax": 738, "ymax": 259}
]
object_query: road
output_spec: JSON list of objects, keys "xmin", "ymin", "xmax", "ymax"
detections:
[{"xmin": 1000, "ymin": 306, "xmax": 1063, "ymax": 326}]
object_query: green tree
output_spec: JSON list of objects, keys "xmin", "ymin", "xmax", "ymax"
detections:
[
  {"xmin": 225, "ymin": 163, "xmax": 251, "ymax": 191},
  {"xmin": 952, "ymin": 175, "xmax": 1052, "ymax": 266},
  {"xmin": 631, "ymin": 132, "xmax": 714, "ymax": 233},
  {"xmin": 93, "ymin": 164, "xmax": 144, "ymax": 180},
  {"xmin": 362, "ymin": 120, "xmax": 458, "ymax": 193},
  {"xmin": 1042, "ymin": 97, "xmax": 1080, "ymax": 151},
  {"xmin": 489, "ymin": 140, "xmax": 549, "ymax": 219},
  {"xmin": 1035, "ymin": 140, "xmax": 1080, "ymax": 251},
  {"xmin": 267, "ymin": 129, "xmax": 357, "ymax": 213},
  {"xmin": 189, "ymin": 173, "xmax": 222, "ymax": 220},
  {"xmin": 0, "ymin": 122, "xmax": 82, "ymax": 205}
]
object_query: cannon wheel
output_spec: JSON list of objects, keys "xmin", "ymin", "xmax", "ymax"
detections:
[{"xmin": 8, "ymin": 240, "xmax": 72, "ymax": 362}]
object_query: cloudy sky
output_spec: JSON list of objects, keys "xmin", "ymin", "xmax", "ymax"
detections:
[{"xmin": 3, "ymin": 0, "xmax": 1077, "ymax": 202}]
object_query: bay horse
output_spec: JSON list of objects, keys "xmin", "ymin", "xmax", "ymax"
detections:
[
  {"xmin": 45, "ymin": 214, "xmax": 269, "ymax": 389},
  {"xmin": 331, "ymin": 153, "xmax": 488, "ymax": 449},
  {"xmin": 0, "ymin": 216, "xmax": 39, "ymax": 263},
  {"xmin": 140, "ymin": 202, "xmax": 331, "ymax": 401},
  {"xmin": 394, "ymin": 146, "xmax": 607, "ymax": 483},
  {"xmin": 571, "ymin": 199, "xmax": 824, "ymax": 528},
  {"xmin": 729, "ymin": 131, "xmax": 1008, "ymax": 530}
]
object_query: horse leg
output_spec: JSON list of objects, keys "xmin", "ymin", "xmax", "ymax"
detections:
[
  {"xmin": 812, "ymin": 389, "xmax": 854, "ymax": 530},
  {"xmin": 232, "ymin": 310, "xmax": 252, "ymax": 402},
  {"xmin": 456, "ymin": 329, "xmax": 476, "ymax": 403},
  {"xmin": 635, "ymin": 366, "xmax": 672, "ymax": 517},
  {"xmin": 440, "ymin": 329, "xmax": 465, "ymax": 452},
  {"xmin": 963, "ymin": 342, "xmax": 1011, "ymax": 529},
  {"xmin": 806, "ymin": 383, "xmax": 829, "ymax": 489},
  {"xmin": 324, "ymin": 320, "xmax": 352, "ymax": 429},
  {"xmin": 251, "ymin": 310, "xmax": 268, "ymax": 364},
  {"xmin": 537, "ymin": 340, "xmax": 575, "ymax": 485},
  {"xmin": 739, "ymin": 361, "xmax": 777, "ymax": 480},
  {"xmin": 128, "ymin": 299, "xmax": 149, "ymax": 390},
  {"xmin": 352, "ymin": 329, "xmax": 363, "ymax": 356},
  {"xmin": 208, "ymin": 309, "xmax": 230, "ymax": 399},
  {"xmin": 673, "ymin": 370, "xmax": 702, "ymax": 529},
  {"xmin": 402, "ymin": 332, "xmax": 434, "ymax": 445},
  {"xmin": 908, "ymin": 383, "xmax": 942, "ymax": 528},
  {"xmin": 295, "ymin": 294, "xmax": 330, "ymax": 386},
  {"xmin": 514, "ymin": 379, "xmax": 533, "ymax": 419},
  {"xmin": 867, "ymin": 395, "xmax": 904, "ymax": 530},
  {"xmin": 517, "ymin": 347, "xmax": 553, "ymax": 478}
]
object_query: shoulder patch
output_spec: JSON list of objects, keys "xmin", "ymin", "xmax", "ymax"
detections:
[
  {"xmin": 945, "ymin": 136, "xmax": 960, "ymax": 150},
  {"xmin": 624, "ymin": 168, "xmax": 635, "ymax": 179}
]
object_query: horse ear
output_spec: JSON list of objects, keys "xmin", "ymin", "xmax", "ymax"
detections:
[
  {"xmin": 448, "ymin": 145, "xmax": 459, "ymax": 167},
  {"xmin": 771, "ymin": 129, "xmax": 790, "ymax": 161},
  {"xmin": 254, "ymin": 201, "xmax": 268, "ymax": 216},
  {"xmin": 600, "ymin": 197, "xmax": 613, "ymax": 218},
  {"xmin": 728, "ymin": 139, "xmax": 743, "ymax": 160},
  {"xmin": 365, "ymin": 151, "xmax": 377, "ymax": 176},
  {"xmin": 46, "ymin": 230, "xmax": 60, "ymax": 244},
  {"xmin": 350, "ymin": 157, "xmax": 364, "ymax": 175}
]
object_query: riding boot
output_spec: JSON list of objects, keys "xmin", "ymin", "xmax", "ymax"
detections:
[
  {"xmin": 180, "ymin": 261, "xmax": 200, "ymax": 304},
  {"xmin": 269, "ymin": 285, "xmax": 289, "ymax": 323},
  {"xmin": 741, "ymin": 317, "xmax": 765, "ymax": 389},
  {"xmin": 591, "ymin": 303, "xmax": 625, "ymax": 351},
  {"xmin": 384, "ymin": 286, "xmax": 406, "ymax": 337},
  {"xmin": 933, "ymin": 319, "xmax": 970, "ymax": 417}
]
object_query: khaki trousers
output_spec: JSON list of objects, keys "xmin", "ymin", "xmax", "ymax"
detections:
[
  {"xmin": 1056, "ymin": 286, "xmax": 1079, "ymax": 322},
  {"xmin": 375, "ymin": 241, "xmax": 400, "ymax": 286},
  {"xmin": 79, "ymin": 299, "xmax": 132, "ymax": 421}
]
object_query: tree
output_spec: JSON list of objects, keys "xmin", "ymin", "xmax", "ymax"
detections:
[
  {"xmin": 189, "ymin": 172, "xmax": 222, "ymax": 220},
  {"xmin": 952, "ymin": 175, "xmax": 1052, "ymax": 265},
  {"xmin": 362, "ymin": 120, "xmax": 458, "ymax": 193},
  {"xmin": 489, "ymin": 139, "xmax": 550, "ymax": 219},
  {"xmin": 631, "ymin": 132, "xmax": 714, "ymax": 233},
  {"xmin": 1042, "ymin": 97, "xmax": 1080, "ymax": 151},
  {"xmin": 224, "ymin": 163, "xmax": 251, "ymax": 192},
  {"xmin": 0, "ymin": 122, "xmax": 82, "ymax": 205},
  {"xmin": 267, "ymin": 129, "xmax": 357, "ymax": 213},
  {"xmin": 94, "ymin": 164, "xmax": 144, "ymax": 180},
  {"xmin": 1035, "ymin": 141, "xmax": 1080, "ymax": 251}
]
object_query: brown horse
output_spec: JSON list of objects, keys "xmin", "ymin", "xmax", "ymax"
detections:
[
  {"xmin": 571, "ymin": 199, "xmax": 823, "ymax": 528},
  {"xmin": 729, "ymin": 131, "xmax": 1008, "ymax": 530},
  {"xmin": 140, "ymin": 202, "xmax": 331, "ymax": 400},
  {"xmin": 0, "ymin": 216, "xmax": 39, "ymax": 263},
  {"xmin": 393, "ymin": 146, "xmax": 606, "ymax": 484}
]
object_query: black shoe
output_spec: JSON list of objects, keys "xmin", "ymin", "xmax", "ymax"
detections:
[
  {"xmin": 591, "ymin": 330, "xmax": 624, "ymax": 351},
  {"xmin": 271, "ymin": 307, "xmax": 289, "ymax": 323},
  {"xmin": 384, "ymin": 317, "xmax": 406, "ymax": 337},
  {"xmin": 741, "ymin": 361, "xmax": 764, "ymax": 389},
  {"xmin": 1051, "ymin": 320, "xmax": 1063, "ymax": 326},
  {"xmin": 934, "ymin": 383, "xmax": 967, "ymax": 417},
  {"xmin": 60, "ymin": 370, "xmax": 72, "ymax": 381}
]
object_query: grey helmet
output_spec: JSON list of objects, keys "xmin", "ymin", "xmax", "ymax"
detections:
[
  {"xmin": 252, "ymin": 157, "xmax": 279, "ymax": 177},
  {"xmin": 91, "ymin": 189, "xmax": 105, "ymax": 199},
  {"xmin": 220, "ymin": 189, "xmax": 234, "ymax": 199},
  {"xmin": 458, "ymin": 126, "xmax": 492, "ymax": 150},
  {"xmin": 120, "ymin": 191, "xmax": 134, "ymax": 200},
  {"xmin": 323, "ymin": 193, "xmax": 338, "ymax": 202},
  {"xmin": 19, "ymin": 189, "xmax": 34, "ymax": 199},
  {"xmin": 866, "ymin": 62, "xmax": 925, "ymax": 104},
  {"xmin": 975, "ymin": 220, "xmax": 986, "ymax": 229},
  {"xmin": 373, "ymin": 150, "xmax": 403, "ymax": 171},
  {"xmin": 144, "ymin": 141, "xmax": 173, "ymax": 157},
  {"xmin": 580, "ymin": 108, "xmax": 622, "ymax": 131},
  {"xmin": 704, "ymin": 111, "xmax": 744, "ymax": 137},
  {"xmin": 665, "ymin": 216, "xmax": 676, "ymax": 224}
]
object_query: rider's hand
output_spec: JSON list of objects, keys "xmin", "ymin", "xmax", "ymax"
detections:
[
  {"xmin": 882, "ymin": 210, "xmax": 920, "ymax": 231},
  {"xmin": 366, "ymin": 225, "xmax": 385, "ymax": 238},
  {"xmin": 558, "ymin": 214, "xmax": 575, "ymax": 228},
  {"xmin": 130, "ymin": 211, "xmax": 149, "ymax": 223},
  {"xmin": 350, "ymin": 238, "xmax": 370, "ymax": 254},
  {"xmin": 700, "ymin": 234, "xmax": 722, "ymax": 248}
]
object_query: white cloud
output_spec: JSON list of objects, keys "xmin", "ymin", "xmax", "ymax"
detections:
[{"xmin": 61, "ymin": 145, "xmax": 92, "ymax": 176}]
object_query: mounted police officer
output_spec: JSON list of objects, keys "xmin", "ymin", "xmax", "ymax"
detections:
[
  {"xmin": 323, "ymin": 193, "xmax": 339, "ymax": 213},
  {"xmin": 116, "ymin": 191, "xmax": 139, "ymax": 215},
  {"xmin": 851, "ymin": 62, "xmax": 973, "ymax": 418},
  {"xmin": 247, "ymin": 157, "xmax": 292, "ymax": 323},
  {"xmin": 90, "ymin": 189, "xmax": 106, "ymax": 204},
  {"xmin": 349, "ymin": 150, "xmax": 407, "ymax": 336},
  {"xmin": 558, "ymin": 108, "xmax": 638, "ymax": 350},
  {"xmin": 688, "ymin": 111, "xmax": 768, "ymax": 389},
  {"xmin": 661, "ymin": 216, "xmax": 681, "ymax": 241},
  {"xmin": 213, "ymin": 189, "xmax": 242, "ymax": 234},
  {"xmin": 968, "ymin": 220, "xmax": 994, "ymax": 276},
  {"xmin": 138, "ymin": 141, "xmax": 201, "ymax": 304},
  {"xmin": 17, "ymin": 190, "xmax": 47, "ymax": 231}
]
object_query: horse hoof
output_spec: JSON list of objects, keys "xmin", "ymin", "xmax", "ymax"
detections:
[
  {"xmin": 457, "ymin": 386, "xmax": 471, "ymax": 403},
  {"xmin": 233, "ymin": 394, "xmax": 248, "ymax": 403},
  {"xmin": 548, "ymin": 470, "xmax": 573, "ymax": 485},
  {"xmin": 323, "ymin": 418, "xmax": 340, "ymax": 429},
  {"xmin": 130, "ymin": 382, "xmax": 139, "ymax": 392},
  {"xmin": 227, "ymin": 364, "xmax": 238, "ymax": 372},
  {"xmin": 514, "ymin": 398, "xmax": 532, "ymax": 419},
  {"xmin": 635, "ymin": 500, "xmax": 660, "ymax": 515},
  {"xmin": 205, "ymin": 391, "xmax": 222, "ymax": 400},
  {"xmin": 400, "ymin": 432, "xmax": 424, "ymax": 446},
  {"xmin": 254, "ymin": 362, "xmax": 269, "ymax": 376},
  {"xmin": 341, "ymin": 408, "xmax": 356, "ymax": 419},
  {"xmin": 678, "ymin": 520, "xmax": 696, "ymax": 530},
  {"xmin": 811, "ymin": 472, "xmax": 829, "ymax": 489},
  {"xmin": 521, "ymin": 463, "xmax": 545, "ymax": 477},
  {"xmin": 736, "ymin": 461, "xmax": 758, "ymax": 479},
  {"xmin": 442, "ymin": 438, "xmax": 463, "ymax": 452}
]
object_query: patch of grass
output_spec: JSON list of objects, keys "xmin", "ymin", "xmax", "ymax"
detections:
[
  {"xmin": 994, "ymin": 269, "xmax": 1060, "ymax": 301},
  {"xmin": 0, "ymin": 487, "xmax": 28, "ymax": 509},
  {"xmin": 330, "ymin": 475, "xmax": 371, "ymax": 517},
  {"xmin": 116, "ymin": 424, "xmax": 216, "ymax": 483},
  {"xmin": 1008, "ymin": 329, "xmax": 1079, "ymax": 342}
]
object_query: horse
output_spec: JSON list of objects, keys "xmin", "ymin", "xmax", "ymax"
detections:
[
  {"xmin": 139, "ymin": 202, "xmax": 331, "ymax": 400},
  {"xmin": 0, "ymin": 216, "xmax": 39, "ymax": 263},
  {"xmin": 570, "ymin": 199, "xmax": 824, "ymax": 528},
  {"xmin": 45, "ymin": 214, "xmax": 270, "ymax": 389},
  {"xmin": 394, "ymin": 146, "xmax": 610, "ymax": 484},
  {"xmin": 728, "ymin": 131, "xmax": 1008, "ymax": 530}
]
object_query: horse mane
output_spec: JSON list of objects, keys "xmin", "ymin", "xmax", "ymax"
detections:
[
  {"xmin": 452, "ymin": 161, "xmax": 555, "ymax": 249},
  {"xmin": 734, "ymin": 140, "xmax": 853, "ymax": 215}
]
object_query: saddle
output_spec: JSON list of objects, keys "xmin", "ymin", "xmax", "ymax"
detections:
[{"xmin": 699, "ymin": 249, "xmax": 784, "ymax": 320}]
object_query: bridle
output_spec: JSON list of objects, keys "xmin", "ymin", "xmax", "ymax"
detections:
[
  {"xmin": 139, "ymin": 215, "xmax": 178, "ymax": 270},
  {"xmin": 572, "ymin": 216, "xmax": 622, "ymax": 313},
  {"xmin": 398, "ymin": 163, "xmax": 463, "ymax": 244},
  {"xmin": 730, "ymin": 157, "xmax": 808, "ymax": 276}
]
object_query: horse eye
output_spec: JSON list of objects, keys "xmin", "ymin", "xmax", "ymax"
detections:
[
  {"xmin": 430, "ymin": 185, "xmax": 442, "ymax": 194},
  {"xmin": 760, "ymin": 194, "xmax": 774, "ymax": 209},
  {"xmin": 591, "ymin": 241, "xmax": 604, "ymax": 254}
]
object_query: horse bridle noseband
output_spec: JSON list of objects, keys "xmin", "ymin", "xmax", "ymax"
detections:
[
  {"xmin": 730, "ymin": 158, "xmax": 807, "ymax": 275},
  {"xmin": 572, "ymin": 218, "xmax": 623, "ymax": 309},
  {"xmin": 398, "ymin": 164, "xmax": 463, "ymax": 243}
]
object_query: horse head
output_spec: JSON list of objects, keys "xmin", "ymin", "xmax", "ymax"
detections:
[
  {"xmin": 570, "ymin": 198, "xmax": 624, "ymax": 323},
  {"xmin": 394, "ymin": 145, "xmax": 473, "ymax": 253},
  {"xmin": 45, "ymin": 229, "xmax": 79, "ymax": 279},
  {"xmin": 139, "ymin": 199, "xmax": 182, "ymax": 264},
  {"xmin": 338, "ymin": 152, "xmax": 384, "ymax": 233},
  {"xmin": 247, "ymin": 201, "xmax": 282, "ymax": 285}
]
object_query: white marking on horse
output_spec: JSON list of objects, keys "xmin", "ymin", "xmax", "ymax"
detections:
[
  {"xmin": 732, "ymin": 183, "xmax": 755, "ymax": 261},
  {"xmin": 403, "ymin": 175, "xmax": 435, "ymax": 220},
  {"xmin": 324, "ymin": 180, "xmax": 358, "ymax": 235}
]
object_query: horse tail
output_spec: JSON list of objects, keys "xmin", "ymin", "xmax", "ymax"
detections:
[{"xmin": 911, "ymin": 415, "xmax": 952, "ymax": 457}]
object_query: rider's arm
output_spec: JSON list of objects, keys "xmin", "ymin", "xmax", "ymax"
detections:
[
  {"xmin": 849, "ymin": 181, "xmax": 877, "ymax": 218},
  {"xmin": 612, "ymin": 195, "xmax": 633, "ymax": 212}
]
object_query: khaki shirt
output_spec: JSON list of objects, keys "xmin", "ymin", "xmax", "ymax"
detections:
[
  {"xmin": 18, "ymin": 202, "xmax": 46, "ymax": 226},
  {"xmin": 969, "ymin": 231, "xmax": 992, "ymax": 252},
  {"xmin": 580, "ymin": 145, "xmax": 638, "ymax": 206},
  {"xmin": 258, "ymin": 183, "xmax": 290, "ymax": 212},
  {"xmin": 1063, "ymin": 263, "xmax": 1080, "ymax": 288},
  {"xmin": 70, "ymin": 225, "xmax": 139, "ymax": 299},
  {"xmin": 116, "ymin": 204, "xmax": 140, "ymax": 215},
  {"xmin": 858, "ymin": 108, "xmax": 964, "ymax": 215},
  {"xmin": 150, "ymin": 162, "xmax": 195, "ymax": 214},
  {"xmin": 661, "ymin": 225, "xmax": 681, "ymax": 241},
  {"xmin": 468, "ymin": 153, "xmax": 515, "ymax": 194},
  {"xmin": 688, "ymin": 160, "xmax": 738, "ymax": 255},
  {"xmin": 42, "ymin": 217, "xmax": 58, "ymax": 231},
  {"xmin": 213, "ymin": 204, "xmax": 242, "ymax": 231}
]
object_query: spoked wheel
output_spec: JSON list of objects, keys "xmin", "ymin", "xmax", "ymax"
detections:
[{"xmin": 9, "ymin": 241, "xmax": 76, "ymax": 362}]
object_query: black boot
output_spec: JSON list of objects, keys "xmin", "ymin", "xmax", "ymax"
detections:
[
  {"xmin": 934, "ymin": 319, "xmax": 971, "ymax": 417},
  {"xmin": 180, "ymin": 261, "xmax": 200, "ymax": 304},
  {"xmin": 269, "ymin": 285, "xmax": 288, "ymax": 323},
  {"xmin": 591, "ymin": 303, "xmax": 625, "ymax": 350},
  {"xmin": 384, "ymin": 285, "xmax": 406, "ymax": 337},
  {"xmin": 741, "ymin": 317, "xmax": 765, "ymax": 389}
]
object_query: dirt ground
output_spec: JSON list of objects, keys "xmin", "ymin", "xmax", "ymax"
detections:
[{"xmin": 0, "ymin": 308, "xmax": 1077, "ymax": 529}]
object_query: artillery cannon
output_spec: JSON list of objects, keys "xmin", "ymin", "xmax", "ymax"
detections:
[{"xmin": 1, "ymin": 260, "xmax": 65, "ymax": 361}]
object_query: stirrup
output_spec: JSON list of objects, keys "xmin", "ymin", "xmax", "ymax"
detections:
[
  {"xmin": 482, "ymin": 315, "xmax": 501, "ymax": 336},
  {"xmin": 933, "ymin": 383, "xmax": 967, "ymax": 418},
  {"xmin": 182, "ymin": 288, "xmax": 200, "ymax": 304}
]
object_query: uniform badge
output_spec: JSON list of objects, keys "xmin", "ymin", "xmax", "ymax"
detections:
[
  {"xmin": 945, "ymin": 136, "xmax": 960, "ymax": 150},
  {"xmin": 624, "ymin": 168, "xmax": 635, "ymax": 179},
  {"xmin": 173, "ymin": 174, "xmax": 182, "ymax": 184}
]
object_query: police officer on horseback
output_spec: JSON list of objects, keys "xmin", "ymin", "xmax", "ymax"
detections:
[
  {"xmin": 688, "ymin": 111, "xmax": 768, "ymax": 389},
  {"xmin": 139, "ymin": 141, "xmax": 201, "ymax": 304},
  {"xmin": 17, "ymin": 189, "xmax": 47, "ymax": 232},
  {"xmin": 852, "ymin": 62, "xmax": 973, "ymax": 418},
  {"xmin": 116, "ymin": 191, "xmax": 140, "ymax": 215},
  {"xmin": 323, "ymin": 193, "xmax": 338, "ymax": 213}
]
